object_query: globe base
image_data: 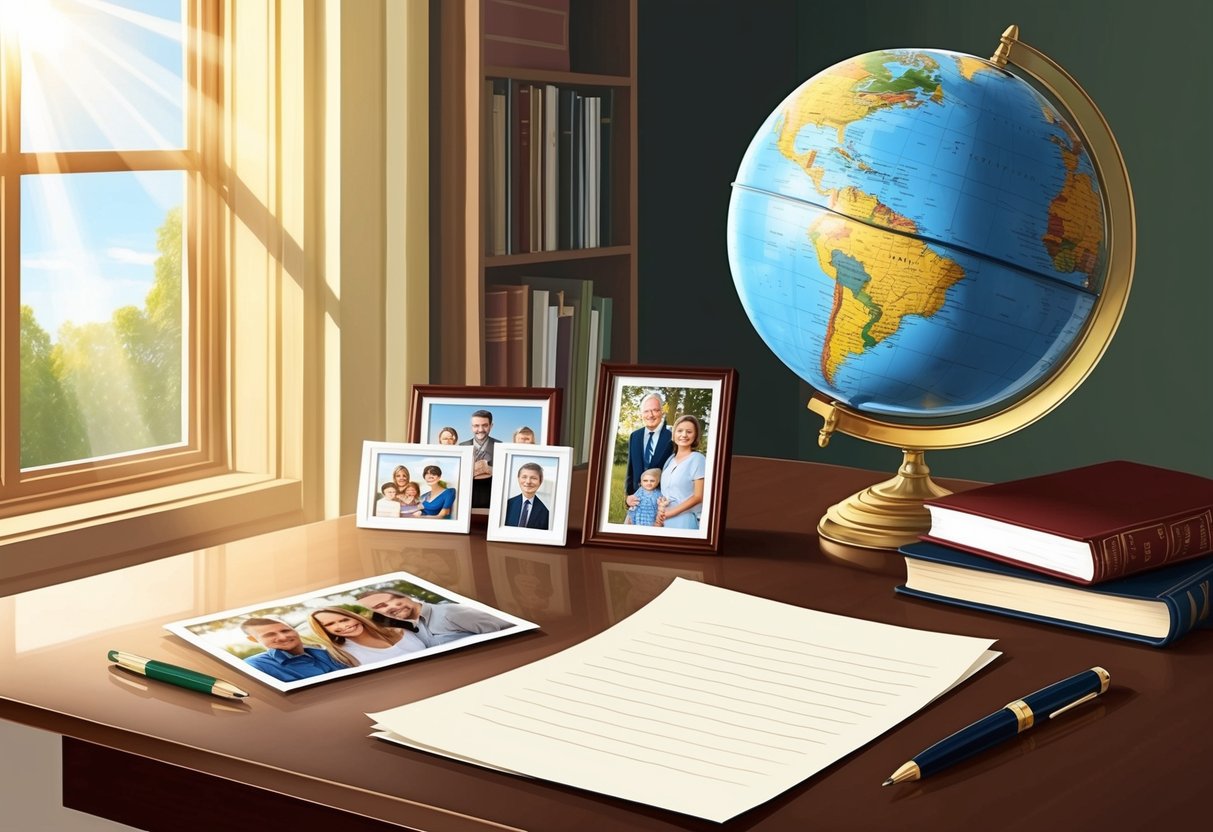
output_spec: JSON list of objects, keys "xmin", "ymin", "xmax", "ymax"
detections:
[{"xmin": 817, "ymin": 450, "xmax": 952, "ymax": 550}]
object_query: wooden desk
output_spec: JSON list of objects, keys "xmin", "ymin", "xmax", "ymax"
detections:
[{"xmin": 1, "ymin": 457, "xmax": 1207, "ymax": 831}]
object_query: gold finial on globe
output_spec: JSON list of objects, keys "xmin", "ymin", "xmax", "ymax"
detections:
[{"xmin": 728, "ymin": 28, "xmax": 1135, "ymax": 549}]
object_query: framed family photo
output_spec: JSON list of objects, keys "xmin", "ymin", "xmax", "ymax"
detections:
[
  {"xmin": 165, "ymin": 571, "xmax": 536, "ymax": 692},
  {"xmin": 355, "ymin": 442, "xmax": 474, "ymax": 533},
  {"xmin": 486, "ymin": 443, "xmax": 574, "ymax": 547},
  {"xmin": 408, "ymin": 385, "xmax": 561, "ymax": 514},
  {"xmin": 583, "ymin": 364, "xmax": 738, "ymax": 554}
]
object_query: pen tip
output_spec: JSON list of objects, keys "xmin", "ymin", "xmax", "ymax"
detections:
[{"xmin": 881, "ymin": 778, "xmax": 894, "ymax": 787}]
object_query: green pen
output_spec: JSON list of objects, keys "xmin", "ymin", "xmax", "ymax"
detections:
[{"xmin": 108, "ymin": 650, "xmax": 249, "ymax": 700}]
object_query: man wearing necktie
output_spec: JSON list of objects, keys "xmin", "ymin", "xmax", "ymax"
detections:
[
  {"xmin": 504, "ymin": 462, "xmax": 551, "ymax": 530},
  {"xmin": 625, "ymin": 391, "xmax": 673, "ymax": 507}
]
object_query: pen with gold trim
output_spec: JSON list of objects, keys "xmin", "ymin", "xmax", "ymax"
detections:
[
  {"xmin": 883, "ymin": 667, "xmax": 1109, "ymax": 786},
  {"xmin": 108, "ymin": 650, "xmax": 249, "ymax": 700}
]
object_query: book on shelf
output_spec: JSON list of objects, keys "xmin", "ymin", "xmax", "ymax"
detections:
[
  {"xmin": 529, "ymin": 84, "xmax": 543, "ymax": 253},
  {"xmin": 557, "ymin": 86, "xmax": 575, "ymax": 250},
  {"xmin": 513, "ymin": 81, "xmax": 530, "ymax": 255},
  {"xmin": 897, "ymin": 540, "xmax": 1213, "ymax": 647},
  {"xmin": 552, "ymin": 298, "xmax": 574, "ymax": 443},
  {"xmin": 923, "ymin": 460, "xmax": 1213, "ymax": 585},
  {"xmin": 483, "ymin": 288, "xmax": 509, "ymax": 386},
  {"xmin": 502, "ymin": 284, "xmax": 530, "ymax": 386},
  {"xmin": 488, "ymin": 82, "xmax": 507, "ymax": 256},
  {"xmin": 599, "ymin": 88, "xmax": 614, "ymax": 246},
  {"xmin": 581, "ymin": 308, "xmax": 600, "ymax": 465},
  {"xmin": 481, "ymin": 0, "xmax": 570, "ymax": 73},
  {"xmin": 543, "ymin": 84, "xmax": 558, "ymax": 251},
  {"xmin": 520, "ymin": 276, "xmax": 593, "ymax": 456},
  {"xmin": 530, "ymin": 288, "xmax": 550, "ymax": 385}
]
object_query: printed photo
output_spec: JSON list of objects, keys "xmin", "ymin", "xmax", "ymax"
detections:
[
  {"xmin": 355, "ymin": 442, "xmax": 474, "ymax": 533},
  {"xmin": 486, "ymin": 444, "xmax": 574, "ymax": 547},
  {"xmin": 165, "ymin": 572, "xmax": 537, "ymax": 692}
]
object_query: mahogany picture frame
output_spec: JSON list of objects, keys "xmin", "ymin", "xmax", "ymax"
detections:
[
  {"xmin": 582, "ymin": 363, "xmax": 738, "ymax": 554},
  {"xmin": 407, "ymin": 385, "xmax": 562, "ymax": 516}
]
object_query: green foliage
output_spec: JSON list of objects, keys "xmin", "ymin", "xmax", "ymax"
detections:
[
  {"xmin": 19, "ymin": 206, "xmax": 183, "ymax": 467},
  {"xmin": 19, "ymin": 306, "xmax": 88, "ymax": 467},
  {"xmin": 613, "ymin": 385, "xmax": 715, "ymax": 461}
]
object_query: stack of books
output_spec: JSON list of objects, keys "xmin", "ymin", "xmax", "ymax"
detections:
[
  {"xmin": 487, "ymin": 79, "xmax": 614, "ymax": 255},
  {"xmin": 896, "ymin": 460, "xmax": 1213, "ymax": 646},
  {"xmin": 483, "ymin": 276, "xmax": 612, "ymax": 463}
]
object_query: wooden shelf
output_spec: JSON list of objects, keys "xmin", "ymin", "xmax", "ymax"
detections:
[{"xmin": 430, "ymin": 0, "xmax": 638, "ymax": 388}]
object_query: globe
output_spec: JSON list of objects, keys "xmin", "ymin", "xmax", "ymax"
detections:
[{"xmin": 727, "ymin": 27, "xmax": 1134, "ymax": 548}]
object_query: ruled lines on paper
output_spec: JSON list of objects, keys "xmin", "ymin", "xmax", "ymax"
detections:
[{"xmin": 370, "ymin": 578, "xmax": 999, "ymax": 822}]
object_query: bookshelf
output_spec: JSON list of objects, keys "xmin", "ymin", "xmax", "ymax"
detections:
[{"xmin": 430, "ymin": 0, "xmax": 638, "ymax": 398}]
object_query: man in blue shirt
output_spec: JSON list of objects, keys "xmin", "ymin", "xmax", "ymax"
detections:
[
  {"xmin": 356, "ymin": 589, "xmax": 510, "ymax": 647},
  {"xmin": 241, "ymin": 617, "xmax": 345, "ymax": 681}
]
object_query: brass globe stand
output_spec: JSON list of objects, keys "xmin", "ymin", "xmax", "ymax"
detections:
[{"xmin": 817, "ymin": 449, "xmax": 951, "ymax": 549}]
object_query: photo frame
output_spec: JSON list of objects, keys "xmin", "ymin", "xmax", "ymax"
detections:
[
  {"xmin": 486, "ymin": 444, "xmax": 574, "ymax": 547},
  {"xmin": 355, "ymin": 441, "xmax": 474, "ymax": 533},
  {"xmin": 583, "ymin": 363, "xmax": 738, "ymax": 553},
  {"xmin": 408, "ymin": 385, "xmax": 562, "ymax": 515}
]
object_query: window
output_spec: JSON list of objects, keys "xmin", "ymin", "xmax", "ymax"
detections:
[{"xmin": 0, "ymin": 0, "xmax": 222, "ymax": 513}]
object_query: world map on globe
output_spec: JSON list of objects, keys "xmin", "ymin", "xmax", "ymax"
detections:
[{"xmin": 728, "ymin": 48, "xmax": 1107, "ymax": 418}]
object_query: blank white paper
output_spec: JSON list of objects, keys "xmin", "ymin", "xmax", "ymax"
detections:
[{"xmin": 370, "ymin": 578, "xmax": 998, "ymax": 822}]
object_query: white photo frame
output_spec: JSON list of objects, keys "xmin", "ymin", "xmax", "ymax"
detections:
[
  {"xmin": 486, "ymin": 444, "xmax": 573, "ymax": 547},
  {"xmin": 355, "ymin": 441, "xmax": 474, "ymax": 533}
]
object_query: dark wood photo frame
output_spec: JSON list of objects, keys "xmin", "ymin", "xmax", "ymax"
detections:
[
  {"xmin": 583, "ymin": 364, "xmax": 738, "ymax": 554},
  {"xmin": 408, "ymin": 385, "xmax": 562, "ymax": 515}
]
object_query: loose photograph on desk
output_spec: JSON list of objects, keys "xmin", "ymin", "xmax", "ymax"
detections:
[
  {"xmin": 164, "ymin": 571, "xmax": 537, "ymax": 692},
  {"xmin": 355, "ymin": 441, "xmax": 474, "ymax": 533},
  {"xmin": 583, "ymin": 364, "xmax": 738, "ymax": 553},
  {"xmin": 486, "ymin": 443, "xmax": 574, "ymax": 546},
  {"xmin": 408, "ymin": 384, "xmax": 562, "ymax": 515}
]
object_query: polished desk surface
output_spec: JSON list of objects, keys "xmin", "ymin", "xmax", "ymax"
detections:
[{"xmin": 1, "ymin": 456, "xmax": 1208, "ymax": 831}]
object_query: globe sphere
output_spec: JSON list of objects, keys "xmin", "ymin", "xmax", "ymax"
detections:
[{"xmin": 728, "ymin": 48, "xmax": 1108, "ymax": 420}]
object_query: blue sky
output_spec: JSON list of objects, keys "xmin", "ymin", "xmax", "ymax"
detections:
[{"xmin": 14, "ymin": 0, "xmax": 184, "ymax": 338}]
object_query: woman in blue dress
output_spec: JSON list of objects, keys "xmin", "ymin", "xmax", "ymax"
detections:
[
  {"xmin": 657, "ymin": 414, "xmax": 706, "ymax": 530},
  {"xmin": 418, "ymin": 464, "xmax": 457, "ymax": 519}
]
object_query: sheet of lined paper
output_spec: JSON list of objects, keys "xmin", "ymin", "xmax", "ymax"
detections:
[{"xmin": 370, "ymin": 579, "xmax": 998, "ymax": 822}]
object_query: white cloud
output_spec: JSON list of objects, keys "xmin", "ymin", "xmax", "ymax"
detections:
[
  {"xmin": 21, "ymin": 256, "xmax": 75, "ymax": 271},
  {"xmin": 106, "ymin": 246, "xmax": 159, "ymax": 266}
]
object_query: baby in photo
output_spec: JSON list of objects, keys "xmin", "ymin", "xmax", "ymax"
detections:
[{"xmin": 625, "ymin": 468, "xmax": 666, "ymax": 526}]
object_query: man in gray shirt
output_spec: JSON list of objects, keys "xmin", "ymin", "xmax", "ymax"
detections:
[{"xmin": 355, "ymin": 588, "xmax": 510, "ymax": 647}]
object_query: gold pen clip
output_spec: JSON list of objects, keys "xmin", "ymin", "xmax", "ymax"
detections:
[{"xmin": 1049, "ymin": 691, "xmax": 1098, "ymax": 720}]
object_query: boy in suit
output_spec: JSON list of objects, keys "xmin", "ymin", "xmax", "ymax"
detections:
[{"xmin": 504, "ymin": 462, "xmax": 550, "ymax": 530}]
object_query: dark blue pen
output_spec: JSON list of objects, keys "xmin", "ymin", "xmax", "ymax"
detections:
[{"xmin": 883, "ymin": 667, "xmax": 1110, "ymax": 786}]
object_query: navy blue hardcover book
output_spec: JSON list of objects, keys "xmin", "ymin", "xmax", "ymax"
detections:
[{"xmin": 898, "ymin": 540, "xmax": 1213, "ymax": 647}]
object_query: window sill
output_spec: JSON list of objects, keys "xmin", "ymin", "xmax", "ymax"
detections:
[{"xmin": 0, "ymin": 474, "xmax": 306, "ymax": 595}]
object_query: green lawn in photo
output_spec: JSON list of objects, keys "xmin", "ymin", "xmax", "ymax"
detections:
[{"xmin": 608, "ymin": 462, "xmax": 627, "ymax": 524}]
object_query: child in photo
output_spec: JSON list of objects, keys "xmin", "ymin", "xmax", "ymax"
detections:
[
  {"xmin": 397, "ymin": 481, "xmax": 423, "ymax": 517},
  {"xmin": 513, "ymin": 426, "xmax": 536, "ymax": 444},
  {"xmin": 375, "ymin": 483, "xmax": 402, "ymax": 518},
  {"xmin": 625, "ymin": 468, "xmax": 665, "ymax": 526}
]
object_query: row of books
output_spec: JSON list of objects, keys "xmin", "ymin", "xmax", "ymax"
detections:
[
  {"xmin": 487, "ymin": 79, "xmax": 614, "ymax": 255},
  {"xmin": 484, "ymin": 276, "xmax": 613, "ymax": 463},
  {"xmin": 897, "ymin": 460, "xmax": 1213, "ymax": 646}
]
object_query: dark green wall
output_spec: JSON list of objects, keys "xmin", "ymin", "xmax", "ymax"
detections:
[{"xmin": 640, "ymin": 0, "xmax": 1213, "ymax": 481}]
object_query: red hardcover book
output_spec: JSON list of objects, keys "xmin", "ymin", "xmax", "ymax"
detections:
[
  {"xmin": 482, "ymin": 0, "xmax": 570, "ymax": 72},
  {"xmin": 502, "ymin": 284, "xmax": 530, "ymax": 386},
  {"xmin": 483, "ymin": 289, "xmax": 509, "ymax": 386},
  {"xmin": 923, "ymin": 460, "xmax": 1213, "ymax": 585}
]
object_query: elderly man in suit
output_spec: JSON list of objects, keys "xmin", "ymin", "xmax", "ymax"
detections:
[
  {"xmin": 504, "ymin": 462, "xmax": 550, "ymax": 530},
  {"xmin": 625, "ymin": 391, "xmax": 673, "ymax": 507}
]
